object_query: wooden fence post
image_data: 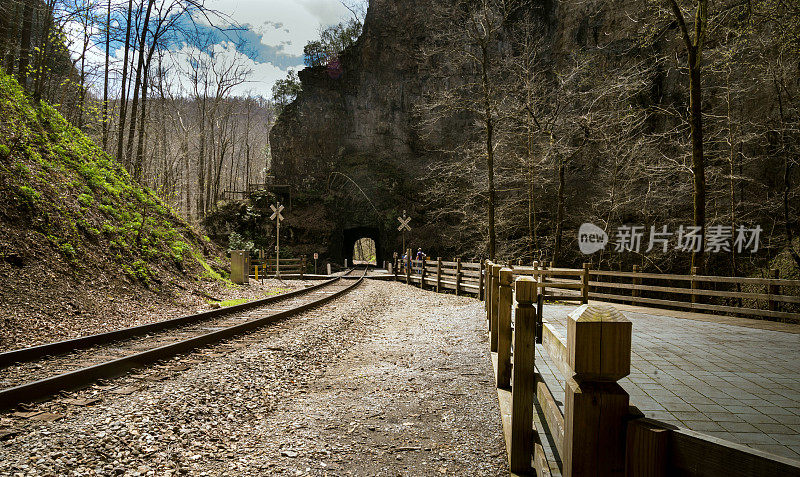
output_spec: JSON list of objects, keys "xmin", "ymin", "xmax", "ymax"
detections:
[
  {"xmin": 486, "ymin": 260, "xmax": 493, "ymax": 317},
  {"xmin": 769, "ymin": 269, "xmax": 780, "ymax": 312},
  {"xmin": 490, "ymin": 264, "xmax": 501, "ymax": 352},
  {"xmin": 532, "ymin": 261, "xmax": 543, "ymax": 343},
  {"xmin": 405, "ymin": 249, "xmax": 411, "ymax": 285},
  {"xmin": 563, "ymin": 304, "xmax": 632, "ymax": 477},
  {"xmin": 455, "ymin": 258, "xmax": 463, "ymax": 296},
  {"xmin": 631, "ymin": 265, "xmax": 640, "ymax": 305},
  {"xmin": 301, "ymin": 255, "xmax": 306, "ymax": 278},
  {"xmin": 582, "ymin": 263, "xmax": 591, "ymax": 305},
  {"xmin": 393, "ymin": 258, "xmax": 399, "ymax": 281},
  {"xmin": 436, "ymin": 257, "xmax": 442, "ymax": 292},
  {"xmin": 497, "ymin": 268, "xmax": 513, "ymax": 390},
  {"xmin": 421, "ymin": 256, "xmax": 427, "ymax": 289},
  {"xmin": 691, "ymin": 266, "xmax": 699, "ymax": 304},
  {"xmin": 511, "ymin": 277, "xmax": 538, "ymax": 474},
  {"xmin": 479, "ymin": 260, "xmax": 485, "ymax": 301}
]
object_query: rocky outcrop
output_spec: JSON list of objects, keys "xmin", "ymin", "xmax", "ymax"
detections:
[{"xmin": 269, "ymin": 0, "xmax": 435, "ymax": 181}]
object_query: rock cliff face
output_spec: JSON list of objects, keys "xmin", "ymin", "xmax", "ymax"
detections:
[
  {"xmin": 268, "ymin": 0, "xmax": 649, "ymax": 181},
  {"xmin": 270, "ymin": 0, "xmax": 433, "ymax": 180},
  {"xmin": 267, "ymin": 0, "xmax": 672, "ymax": 259}
]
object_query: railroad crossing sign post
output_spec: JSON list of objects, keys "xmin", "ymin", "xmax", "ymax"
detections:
[
  {"xmin": 397, "ymin": 210, "xmax": 411, "ymax": 255},
  {"xmin": 270, "ymin": 202, "xmax": 284, "ymax": 278},
  {"xmin": 314, "ymin": 252, "xmax": 319, "ymax": 275}
]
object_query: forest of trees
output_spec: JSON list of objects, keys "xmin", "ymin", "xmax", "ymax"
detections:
[
  {"xmin": 0, "ymin": 0, "xmax": 276, "ymax": 220},
  {"xmin": 416, "ymin": 0, "xmax": 799, "ymax": 276},
  {"xmin": 1, "ymin": 0, "xmax": 797, "ymax": 278}
]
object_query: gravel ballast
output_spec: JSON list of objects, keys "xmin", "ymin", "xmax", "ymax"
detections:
[{"xmin": 0, "ymin": 280, "xmax": 506, "ymax": 476}]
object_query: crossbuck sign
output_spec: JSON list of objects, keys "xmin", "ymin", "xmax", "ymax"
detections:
[
  {"xmin": 270, "ymin": 203, "xmax": 284, "ymax": 222},
  {"xmin": 397, "ymin": 210, "xmax": 411, "ymax": 256},
  {"xmin": 397, "ymin": 210, "xmax": 411, "ymax": 232},
  {"xmin": 271, "ymin": 203, "xmax": 284, "ymax": 277}
]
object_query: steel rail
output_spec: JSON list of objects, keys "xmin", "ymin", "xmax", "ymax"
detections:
[
  {"xmin": 0, "ymin": 273, "xmax": 352, "ymax": 367},
  {"xmin": 0, "ymin": 270, "xmax": 365, "ymax": 410}
]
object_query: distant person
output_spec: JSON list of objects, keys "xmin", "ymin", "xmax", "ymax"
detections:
[
  {"xmin": 402, "ymin": 252, "xmax": 409, "ymax": 273},
  {"xmin": 416, "ymin": 248, "xmax": 425, "ymax": 273}
]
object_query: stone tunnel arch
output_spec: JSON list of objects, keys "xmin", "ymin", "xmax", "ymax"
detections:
[{"xmin": 342, "ymin": 227, "xmax": 383, "ymax": 267}]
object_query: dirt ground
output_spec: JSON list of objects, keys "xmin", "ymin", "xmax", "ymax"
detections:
[
  {"xmin": 0, "ymin": 280, "xmax": 507, "ymax": 476},
  {"xmin": 0, "ymin": 277, "xmax": 318, "ymax": 351}
]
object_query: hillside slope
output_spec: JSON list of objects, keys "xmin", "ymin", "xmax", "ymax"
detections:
[{"xmin": 0, "ymin": 68, "xmax": 230, "ymax": 349}]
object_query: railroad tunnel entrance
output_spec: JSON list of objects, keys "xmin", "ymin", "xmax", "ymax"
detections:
[{"xmin": 343, "ymin": 227, "xmax": 382, "ymax": 267}]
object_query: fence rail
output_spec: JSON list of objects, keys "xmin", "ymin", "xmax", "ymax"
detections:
[{"xmin": 391, "ymin": 257, "xmax": 800, "ymax": 323}]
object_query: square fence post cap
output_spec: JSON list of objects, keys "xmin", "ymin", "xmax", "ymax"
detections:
[
  {"xmin": 499, "ymin": 268, "xmax": 513, "ymax": 285},
  {"xmin": 491, "ymin": 264, "xmax": 502, "ymax": 276},
  {"xmin": 514, "ymin": 277, "xmax": 538, "ymax": 303},
  {"xmin": 567, "ymin": 304, "xmax": 632, "ymax": 381}
]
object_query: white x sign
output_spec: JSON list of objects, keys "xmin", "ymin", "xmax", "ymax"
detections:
[
  {"xmin": 270, "ymin": 204, "xmax": 284, "ymax": 222},
  {"xmin": 397, "ymin": 215, "xmax": 411, "ymax": 232}
]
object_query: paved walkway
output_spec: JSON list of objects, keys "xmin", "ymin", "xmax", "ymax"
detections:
[{"xmin": 535, "ymin": 302, "xmax": 800, "ymax": 460}]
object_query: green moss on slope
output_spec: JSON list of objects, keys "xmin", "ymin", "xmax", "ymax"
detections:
[{"xmin": 0, "ymin": 67, "xmax": 226, "ymax": 288}]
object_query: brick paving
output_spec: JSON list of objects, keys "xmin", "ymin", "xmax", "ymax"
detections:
[{"xmin": 534, "ymin": 303, "xmax": 800, "ymax": 460}]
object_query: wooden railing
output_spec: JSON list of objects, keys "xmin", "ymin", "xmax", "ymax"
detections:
[
  {"xmin": 484, "ymin": 261, "xmax": 800, "ymax": 476},
  {"xmin": 392, "ymin": 258, "xmax": 800, "ymax": 323},
  {"xmin": 395, "ymin": 257, "xmax": 485, "ymax": 298},
  {"xmin": 250, "ymin": 256, "xmax": 307, "ymax": 278}
]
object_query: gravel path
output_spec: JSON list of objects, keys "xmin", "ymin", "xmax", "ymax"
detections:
[{"xmin": 0, "ymin": 281, "xmax": 506, "ymax": 476}]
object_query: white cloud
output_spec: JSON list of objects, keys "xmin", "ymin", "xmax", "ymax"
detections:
[
  {"xmin": 70, "ymin": 0, "xmax": 352, "ymax": 98},
  {"xmin": 167, "ymin": 41, "xmax": 305, "ymax": 98}
]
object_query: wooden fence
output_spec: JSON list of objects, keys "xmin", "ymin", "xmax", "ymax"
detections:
[
  {"xmin": 395, "ymin": 257, "xmax": 484, "ymax": 296},
  {"xmin": 392, "ymin": 258, "xmax": 800, "ymax": 323},
  {"xmin": 483, "ymin": 260, "xmax": 800, "ymax": 476},
  {"xmin": 250, "ymin": 256, "xmax": 307, "ymax": 278},
  {"xmin": 388, "ymin": 257, "xmax": 800, "ymax": 474}
]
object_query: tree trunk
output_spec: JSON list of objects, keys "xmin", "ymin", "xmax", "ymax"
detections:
[
  {"xmin": 116, "ymin": 0, "xmax": 135, "ymax": 163},
  {"xmin": 5, "ymin": 1, "xmax": 21, "ymax": 74},
  {"xmin": 527, "ymin": 121, "xmax": 536, "ymax": 260},
  {"xmin": 196, "ymin": 104, "xmax": 206, "ymax": 218},
  {"xmin": 16, "ymin": 0, "xmax": 33, "ymax": 89},
  {"xmin": 33, "ymin": 0, "xmax": 56, "ymax": 100},
  {"xmin": 133, "ymin": 63, "xmax": 149, "ymax": 182},
  {"xmin": 554, "ymin": 157, "xmax": 565, "ymax": 266},
  {"xmin": 688, "ymin": 48, "xmax": 706, "ymax": 273},
  {"xmin": 482, "ymin": 44, "xmax": 496, "ymax": 260},
  {"xmin": 134, "ymin": 38, "xmax": 159, "ymax": 182},
  {"xmin": 102, "ymin": 0, "xmax": 111, "ymax": 150},
  {"xmin": 125, "ymin": 0, "xmax": 155, "ymax": 171}
]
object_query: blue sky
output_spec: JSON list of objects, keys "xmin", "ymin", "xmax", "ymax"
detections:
[
  {"xmin": 179, "ymin": 0, "xmax": 357, "ymax": 95},
  {"xmin": 69, "ymin": 0, "xmax": 358, "ymax": 98}
]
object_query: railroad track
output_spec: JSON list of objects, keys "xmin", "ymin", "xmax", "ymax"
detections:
[{"xmin": 0, "ymin": 268, "xmax": 365, "ymax": 410}]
